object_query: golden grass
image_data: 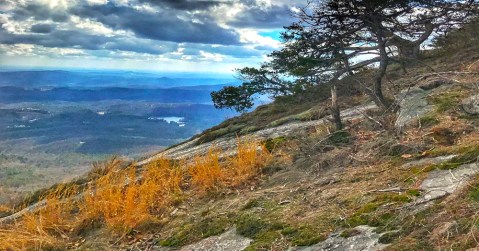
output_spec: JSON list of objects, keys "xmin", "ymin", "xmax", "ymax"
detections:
[
  {"xmin": 80, "ymin": 159, "xmax": 184, "ymax": 232},
  {"xmin": 0, "ymin": 139, "xmax": 270, "ymax": 250},
  {"xmin": 0, "ymin": 195, "xmax": 75, "ymax": 250},
  {"xmin": 188, "ymin": 138, "xmax": 271, "ymax": 193},
  {"xmin": 188, "ymin": 148, "xmax": 223, "ymax": 194}
]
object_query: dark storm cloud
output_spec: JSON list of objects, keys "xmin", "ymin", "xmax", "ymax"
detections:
[
  {"xmin": 227, "ymin": 4, "xmax": 296, "ymax": 29},
  {"xmin": 12, "ymin": 3, "xmax": 69, "ymax": 22},
  {"xmin": 1, "ymin": 0, "xmax": 303, "ymax": 61},
  {"xmin": 0, "ymin": 26, "xmax": 177, "ymax": 55},
  {"xmin": 141, "ymin": 0, "xmax": 227, "ymax": 10},
  {"xmin": 70, "ymin": 3, "xmax": 241, "ymax": 45},
  {"xmin": 0, "ymin": 28, "xmax": 109, "ymax": 50},
  {"xmin": 30, "ymin": 23, "xmax": 55, "ymax": 33}
]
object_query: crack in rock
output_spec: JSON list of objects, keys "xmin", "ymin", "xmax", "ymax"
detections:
[{"xmin": 418, "ymin": 163, "xmax": 479, "ymax": 203}]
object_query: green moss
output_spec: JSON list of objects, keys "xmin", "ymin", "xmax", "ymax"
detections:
[
  {"xmin": 236, "ymin": 213, "xmax": 274, "ymax": 238},
  {"xmin": 404, "ymin": 176, "xmax": 417, "ymax": 184},
  {"xmin": 340, "ymin": 228, "xmax": 361, "ymax": 238},
  {"xmin": 264, "ymin": 136, "xmax": 287, "ymax": 152},
  {"xmin": 269, "ymin": 116, "xmax": 296, "ymax": 127},
  {"xmin": 159, "ymin": 224, "xmax": 194, "ymax": 247},
  {"xmin": 388, "ymin": 238, "xmax": 435, "ymax": 251},
  {"xmin": 469, "ymin": 186, "xmax": 479, "ymax": 202},
  {"xmin": 356, "ymin": 202, "xmax": 380, "ymax": 214},
  {"xmin": 418, "ymin": 115, "xmax": 439, "ymax": 127},
  {"xmin": 236, "ymin": 212, "xmax": 290, "ymax": 250},
  {"xmin": 280, "ymin": 226, "xmax": 298, "ymax": 235},
  {"xmin": 290, "ymin": 225, "xmax": 326, "ymax": 246},
  {"xmin": 197, "ymin": 124, "xmax": 245, "ymax": 144},
  {"xmin": 239, "ymin": 125, "xmax": 258, "ymax": 134},
  {"xmin": 406, "ymin": 189, "xmax": 421, "ymax": 197},
  {"xmin": 328, "ymin": 131, "xmax": 352, "ymax": 145},
  {"xmin": 345, "ymin": 214, "xmax": 370, "ymax": 227},
  {"xmin": 430, "ymin": 91, "xmax": 462, "ymax": 113},
  {"xmin": 374, "ymin": 194, "xmax": 412, "ymax": 203},
  {"xmin": 344, "ymin": 194, "xmax": 411, "ymax": 228},
  {"xmin": 425, "ymin": 145, "xmax": 479, "ymax": 171},
  {"xmin": 244, "ymin": 231, "xmax": 282, "ymax": 251},
  {"xmin": 241, "ymin": 198, "xmax": 261, "ymax": 210},
  {"xmin": 159, "ymin": 216, "xmax": 232, "ymax": 247}
]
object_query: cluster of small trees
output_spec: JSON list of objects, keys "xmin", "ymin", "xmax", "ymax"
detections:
[{"xmin": 212, "ymin": 0, "xmax": 478, "ymax": 130}]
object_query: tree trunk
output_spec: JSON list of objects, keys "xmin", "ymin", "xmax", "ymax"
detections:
[
  {"xmin": 331, "ymin": 82, "xmax": 343, "ymax": 130},
  {"xmin": 390, "ymin": 37, "xmax": 421, "ymax": 60},
  {"xmin": 371, "ymin": 33, "xmax": 390, "ymax": 110}
]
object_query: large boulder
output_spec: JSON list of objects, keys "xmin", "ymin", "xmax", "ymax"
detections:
[
  {"xmin": 395, "ymin": 87, "xmax": 434, "ymax": 130},
  {"xmin": 418, "ymin": 163, "xmax": 479, "ymax": 203},
  {"xmin": 461, "ymin": 94, "xmax": 479, "ymax": 115}
]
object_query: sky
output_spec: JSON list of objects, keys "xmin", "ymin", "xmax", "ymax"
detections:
[{"xmin": 0, "ymin": 0, "xmax": 305, "ymax": 73}]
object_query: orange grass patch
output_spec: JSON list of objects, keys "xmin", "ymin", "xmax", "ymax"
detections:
[
  {"xmin": 188, "ymin": 138, "xmax": 271, "ymax": 192},
  {"xmin": 0, "ymin": 139, "xmax": 270, "ymax": 250}
]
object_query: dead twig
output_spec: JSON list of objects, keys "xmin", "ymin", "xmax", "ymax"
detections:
[{"xmin": 368, "ymin": 187, "xmax": 405, "ymax": 193}]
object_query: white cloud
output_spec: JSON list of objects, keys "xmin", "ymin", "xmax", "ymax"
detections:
[
  {"xmin": 237, "ymin": 29, "xmax": 281, "ymax": 49},
  {"xmin": 70, "ymin": 16, "xmax": 124, "ymax": 36},
  {"xmin": 85, "ymin": 0, "xmax": 108, "ymax": 5},
  {"xmin": 0, "ymin": 0, "xmax": 301, "ymax": 72},
  {"xmin": 199, "ymin": 50, "xmax": 224, "ymax": 62}
]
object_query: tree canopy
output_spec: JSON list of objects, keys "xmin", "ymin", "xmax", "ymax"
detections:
[{"xmin": 212, "ymin": 0, "xmax": 479, "ymax": 128}]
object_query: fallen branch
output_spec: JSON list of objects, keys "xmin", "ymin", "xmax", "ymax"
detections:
[{"xmin": 369, "ymin": 187, "xmax": 405, "ymax": 193}]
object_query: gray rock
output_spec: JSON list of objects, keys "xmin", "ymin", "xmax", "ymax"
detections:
[
  {"xmin": 418, "ymin": 163, "xmax": 479, "ymax": 203},
  {"xmin": 290, "ymin": 226, "xmax": 388, "ymax": 251},
  {"xmin": 140, "ymin": 103, "xmax": 377, "ymax": 164},
  {"xmin": 461, "ymin": 94, "xmax": 479, "ymax": 115},
  {"xmin": 176, "ymin": 228, "xmax": 251, "ymax": 251},
  {"xmin": 418, "ymin": 78, "xmax": 453, "ymax": 91},
  {"xmin": 395, "ymin": 87, "xmax": 434, "ymax": 130},
  {"xmin": 400, "ymin": 155, "xmax": 457, "ymax": 169},
  {"xmin": 0, "ymin": 200, "xmax": 47, "ymax": 225}
]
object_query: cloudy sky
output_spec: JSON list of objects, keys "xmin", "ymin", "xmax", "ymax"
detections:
[{"xmin": 0, "ymin": 0, "xmax": 304, "ymax": 73}]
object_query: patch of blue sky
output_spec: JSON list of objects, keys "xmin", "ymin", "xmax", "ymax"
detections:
[{"xmin": 259, "ymin": 30, "xmax": 283, "ymax": 41}]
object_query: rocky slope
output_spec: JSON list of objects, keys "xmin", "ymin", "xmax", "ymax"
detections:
[{"xmin": 2, "ymin": 47, "xmax": 479, "ymax": 251}]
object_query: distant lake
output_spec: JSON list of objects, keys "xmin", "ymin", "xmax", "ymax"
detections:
[{"xmin": 148, "ymin": 116, "xmax": 186, "ymax": 126}]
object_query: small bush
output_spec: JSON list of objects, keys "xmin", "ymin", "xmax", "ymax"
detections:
[
  {"xmin": 469, "ymin": 186, "xmax": 479, "ymax": 202},
  {"xmin": 419, "ymin": 115, "xmax": 439, "ymax": 128},
  {"xmin": 264, "ymin": 137, "xmax": 287, "ymax": 152},
  {"xmin": 236, "ymin": 213, "xmax": 270, "ymax": 238},
  {"xmin": 328, "ymin": 131, "xmax": 352, "ymax": 145}
]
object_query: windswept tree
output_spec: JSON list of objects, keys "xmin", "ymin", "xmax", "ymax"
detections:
[
  {"xmin": 288, "ymin": 0, "xmax": 479, "ymax": 108},
  {"xmin": 212, "ymin": 0, "xmax": 479, "ymax": 130},
  {"xmin": 211, "ymin": 64, "xmax": 311, "ymax": 113}
]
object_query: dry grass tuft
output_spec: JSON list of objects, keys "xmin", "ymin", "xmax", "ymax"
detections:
[
  {"xmin": 189, "ymin": 148, "xmax": 224, "ymax": 194},
  {"xmin": 188, "ymin": 139, "xmax": 271, "ymax": 193},
  {"xmin": 80, "ymin": 158, "xmax": 184, "ymax": 232},
  {"xmin": 0, "ymin": 139, "xmax": 269, "ymax": 250}
]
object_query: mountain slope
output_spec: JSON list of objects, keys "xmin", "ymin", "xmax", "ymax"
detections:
[{"xmin": 2, "ymin": 41, "xmax": 479, "ymax": 251}]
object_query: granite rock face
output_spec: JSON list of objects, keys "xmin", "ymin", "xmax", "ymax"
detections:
[
  {"xmin": 290, "ymin": 226, "xmax": 388, "ymax": 251},
  {"xmin": 154, "ymin": 228, "xmax": 251, "ymax": 251},
  {"xmin": 418, "ymin": 163, "xmax": 479, "ymax": 203},
  {"xmin": 395, "ymin": 87, "xmax": 434, "ymax": 130}
]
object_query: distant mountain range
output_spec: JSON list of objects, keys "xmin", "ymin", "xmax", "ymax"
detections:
[
  {"xmin": 0, "ymin": 70, "xmax": 239, "ymax": 89},
  {"xmin": 0, "ymin": 86, "xmax": 226, "ymax": 103},
  {"xmin": 0, "ymin": 70, "xmax": 242, "ymax": 104}
]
